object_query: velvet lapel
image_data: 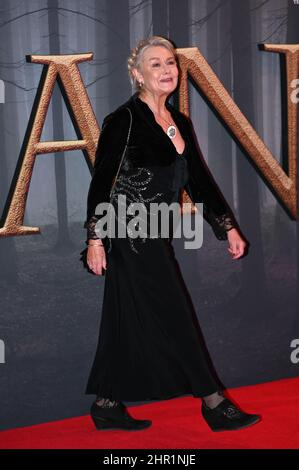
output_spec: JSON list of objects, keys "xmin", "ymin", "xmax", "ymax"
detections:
[{"xmin": 129, "ymin": 92, "xmax": 189, "ymax": 156}]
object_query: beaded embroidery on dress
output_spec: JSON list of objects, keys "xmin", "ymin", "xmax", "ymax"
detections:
[
  {"xmin": 107, "ymin": 166, "xmax": 164, "ymax": 254},
  {"xmin": 108, "ymin": 147, "xmax": 189, "ymax": 253}
]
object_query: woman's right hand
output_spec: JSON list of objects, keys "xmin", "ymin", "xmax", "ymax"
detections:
[{"xmin": 87, "ymin": 244, "xmax": 107, "ymax": 275}]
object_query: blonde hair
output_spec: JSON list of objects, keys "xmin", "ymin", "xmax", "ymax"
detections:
[{"xmin": 127, "ymin": 35, "xmax": 178, "ymax": 92}]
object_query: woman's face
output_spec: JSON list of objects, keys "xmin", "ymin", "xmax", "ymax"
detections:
[{"xmin": 134, "ymin": 46, "xmax": 179, "ymax": 97}]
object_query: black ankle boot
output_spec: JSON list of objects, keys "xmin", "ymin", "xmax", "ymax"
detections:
[
  {"xmin": 201, "ymin": 397, "xmax": 261, "ymax": 432},
  {"xmin": 90, "ymin": 401, "xmax": 152, "ymax": 431}
]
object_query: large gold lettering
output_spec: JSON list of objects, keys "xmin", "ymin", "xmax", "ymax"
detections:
[{"xmin": 177, "ymin": 45, "xmax": 299, "ymax": 218}]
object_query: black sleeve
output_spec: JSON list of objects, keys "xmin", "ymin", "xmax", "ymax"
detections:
[
  {"xmin": 83, "ymin": 107, "xmax": 130, "ymax": 243},
  {"xmin": 182, "ymin": 116, "xmax": 238, "ymax": 241}
]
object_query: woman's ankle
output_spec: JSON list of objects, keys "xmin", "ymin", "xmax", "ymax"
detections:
[{"xmin": 202, "ymin": 390, "xmax": 226, "ymax": 409}]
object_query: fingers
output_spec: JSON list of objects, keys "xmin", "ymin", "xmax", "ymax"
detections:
[
  {"xmin": 87, "ymin": 248, "xmax": 107, "ymax": 275},
  {"xmin": 227, "ymin": 230, "xmax": 247, "ymax": 259},
  {"xmin": 91, "ymin": 262, "xmax": 106, "ymax": 276},
  {"xmin": 228, "ymin": 247, "xmax": 242, "ymax": 259},
  {"xmin": 91, "ymin": 260, "xmax": 107, "ymax": 275},
  {"xmin": 228, "ymin": 243, "xmax": 246, "ymax": 259}
]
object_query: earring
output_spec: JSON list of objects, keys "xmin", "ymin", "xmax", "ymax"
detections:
[{"xmin": 138, "ymin": 81, "xmax": 143, "ymax": 87}]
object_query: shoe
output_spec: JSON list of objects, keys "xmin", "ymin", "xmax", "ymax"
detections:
[
  {"xmin": 201, "ymin": 397, "xmax": 261, "ymax": 432},
  {"xmin": 90, "ymin": 401, "xmax": 152, "ymax": 431}
]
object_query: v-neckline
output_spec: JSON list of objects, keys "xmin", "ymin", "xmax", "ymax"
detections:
[
  {"xmin": 176, "ymin": 139, "xmax": 187, "ymax": 156},
  {"xmin": 134, "ymin": 93, "xmax": 186, "ymax": 156}
]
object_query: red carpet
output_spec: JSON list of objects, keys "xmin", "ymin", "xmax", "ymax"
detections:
[{"xmin": 0, "ymin": 377, "xmax": 298, "ymax": 449}]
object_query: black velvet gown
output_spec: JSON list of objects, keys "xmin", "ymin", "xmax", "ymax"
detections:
[{"xmin": 84, "ymin": 138, "xmax": 223, "ymax": 402}]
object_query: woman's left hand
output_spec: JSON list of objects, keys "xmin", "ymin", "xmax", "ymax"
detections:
[{"xmin": 226, "ymin": 228, "xmax": 247, "ymax": 259}]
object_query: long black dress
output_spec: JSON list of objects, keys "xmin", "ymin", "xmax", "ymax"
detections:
[{"xmin": 84, "ymin": 137, "xmax": 224, "ymax": 401}]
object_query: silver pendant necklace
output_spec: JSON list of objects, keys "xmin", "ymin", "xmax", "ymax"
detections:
[
  {"xmin": 146, "ymin": 101, "xmax": 177, "ymax": 139},
  {"xmin": 156, "ymin": 113, "xmax": 177, "ymax": 139},
  {"xmin": 165, "ymin": 123, "xmax": 177, "ymax": 139}
]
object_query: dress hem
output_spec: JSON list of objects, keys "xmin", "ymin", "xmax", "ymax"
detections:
[{"xmin": 84, "ymin": 385, "xmax": 223, "ymax": 403}]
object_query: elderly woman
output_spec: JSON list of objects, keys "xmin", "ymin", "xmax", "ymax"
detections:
[{"xmin": 82, "ymin": 36, "xmax": 261, "ymax": 432}]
